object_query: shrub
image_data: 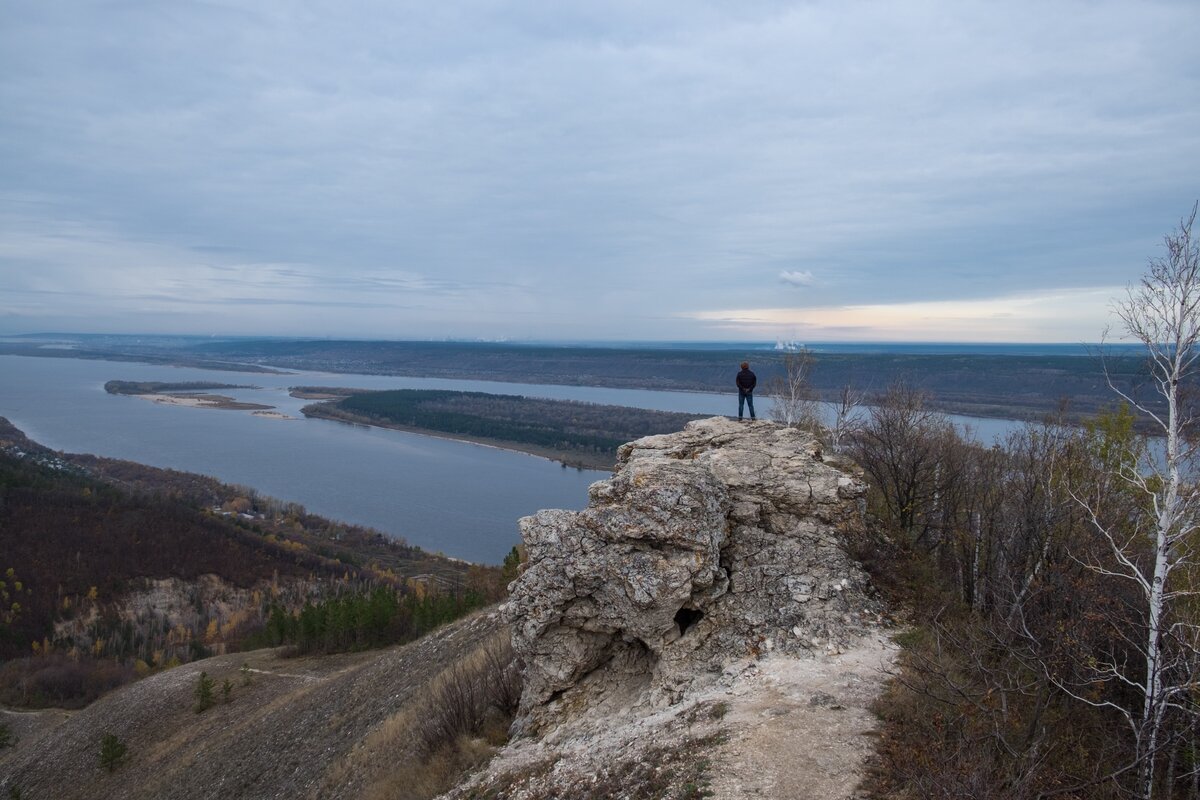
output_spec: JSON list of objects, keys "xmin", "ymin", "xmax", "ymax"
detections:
[
  {"xmin": 98, "ymin": 733, "xmax": 127, "ymax": 772},
  {"xmin": 193, "ymin": 671, "xmax": 215, "ymax": 713},
  {"xmin": 416, "ymin": 636, "xmax": 521, "ymax": 757}
]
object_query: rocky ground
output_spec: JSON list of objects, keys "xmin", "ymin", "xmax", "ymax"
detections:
[
  {"xmin": 447, "ymin": 417, "xmax": 896, "ymax": 799},
  {"xmin": 444, "ymin": 630, "xmax": 896, "ymax": 799},
  {"xmin": 506, "ymin": 417, "xmax": 884, "ymax": 735}
]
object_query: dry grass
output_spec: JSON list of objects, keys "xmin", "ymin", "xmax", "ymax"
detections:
[{"xmin": 354, "ymin": 630, "xmax": 522, "ymax": 800}]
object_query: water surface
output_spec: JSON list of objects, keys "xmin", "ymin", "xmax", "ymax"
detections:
[{"xmin": 0, "ymin": 354, "xmax": 1029, "ymax": 562}]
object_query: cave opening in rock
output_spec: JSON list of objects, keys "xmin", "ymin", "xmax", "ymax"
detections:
[{"xmin": 674, "ymin": 606, "xmax": 705, "ymax": 636}]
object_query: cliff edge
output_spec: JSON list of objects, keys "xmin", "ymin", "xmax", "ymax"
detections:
[
  {"xmin": 508, "ymin": 416, "xmax": 883, "ymax": 735},
  {"xmin": 449, "ymin": 417, "xmax": 894, "ymax": 798}
]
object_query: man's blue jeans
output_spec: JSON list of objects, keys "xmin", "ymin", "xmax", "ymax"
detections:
[{"xmin": 738, "ymin": 391, "xmax": 755, "ymax": 419}]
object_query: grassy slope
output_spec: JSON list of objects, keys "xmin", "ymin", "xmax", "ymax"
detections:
[{"xmin": 0, "ymin": 611, "xmax": 507, "ymax": 800}]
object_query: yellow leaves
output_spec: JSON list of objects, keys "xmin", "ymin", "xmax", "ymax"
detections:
[
  {"xmin": 87, "ymin": 585, "xmax": 98, "ymax": 602},
  {"xmin": 204, "ymin": 619, "xmax": 220, "ymax": 643},
  {"xmin": 167, "ymin": 623, "xmax": 191, "ymax": 645}
]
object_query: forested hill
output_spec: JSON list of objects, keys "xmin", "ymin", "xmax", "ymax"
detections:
[
  {"xmin": 0, "ymin": 418, "xmax": 505, "ymax": 707},
  {"xmin": 300, "ymin": 389, "xmax": 707, "ymax": 469}
]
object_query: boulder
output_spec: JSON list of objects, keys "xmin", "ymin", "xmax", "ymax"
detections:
[{"xmin": 506, "ymin": 417, "xmax": 880, "ymax": 734}]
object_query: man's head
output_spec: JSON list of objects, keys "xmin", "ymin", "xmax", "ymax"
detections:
[{"xmin": 740, "ymin": 362, "xmax": 749, "ymax": 369}]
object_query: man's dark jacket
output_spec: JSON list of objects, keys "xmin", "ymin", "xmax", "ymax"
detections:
[{"xmin": 736, "ymin": 368, "xmax": 757, "ymax": 394}]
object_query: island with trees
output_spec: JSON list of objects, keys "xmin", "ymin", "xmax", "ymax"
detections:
[
  {"xmin": 104, "ymin": 380, "xmax": 275, "ymax": 411},
  {"xmin": 298, "ymin": 388, "xmax": 708, "ymax": 470}
]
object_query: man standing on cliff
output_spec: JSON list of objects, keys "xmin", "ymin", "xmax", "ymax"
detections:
[{"xmin": 736, "ymin": 361, "xmax": 757, "ymax": 421}]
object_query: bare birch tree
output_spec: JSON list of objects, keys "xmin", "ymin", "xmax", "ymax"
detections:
[
  {"xmin": 767, "ymin": 348, "xmax": 821, "ymax": 430},
  {"xmin": 1071, "ymin": 204, "xmax": 1200, "ymax": 798},
  {"xmin": 830, "ymin": 382, "xmax": 865, "ymax": 451}
]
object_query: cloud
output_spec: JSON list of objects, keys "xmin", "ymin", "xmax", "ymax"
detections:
[
  {"xmin": 779, "ymin": 270, "xmax": 814, "ymax": 287},
  {"xmin": 682, "ymin": 287, "xmax": 1123, "ymax": 342},
  {"xmin": 0, "ymin": 1, "xmax": 1197, "ymax": 339}
]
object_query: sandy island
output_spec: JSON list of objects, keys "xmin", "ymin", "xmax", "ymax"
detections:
[{"xmin": 133, "ymin": 393, "xmax": 275, "ymax": 412}]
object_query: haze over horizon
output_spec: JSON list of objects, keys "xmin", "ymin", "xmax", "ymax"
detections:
[{"xmin": 2, "ymin": 1, "xmax": 1198, "ymax": 343}]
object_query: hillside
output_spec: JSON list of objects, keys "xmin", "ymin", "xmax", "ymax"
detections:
[
  {"xmin": 0, "ymin": 418, "xmax": 504, "ymax": 707},
  {"xmin": 0, "ymin": 610, "xmax": 509, "ymax": 800},
  {"xmin": 1, "ymin": 418, "xmax": 898, "ymax": 800}
]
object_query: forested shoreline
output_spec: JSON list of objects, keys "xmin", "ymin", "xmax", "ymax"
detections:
[
  {"xmin": 301, "ymin": 388, "xmax": 707, "ymax": 469},
  {"xmin": 103, "ymin": 380, "xmax": 254, "ymax": 395}
]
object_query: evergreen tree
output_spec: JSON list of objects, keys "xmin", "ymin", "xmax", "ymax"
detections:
[
  {"xmin": 193, "ymin": 671, "xmax": 215, "ymax": 713},
  {"xmin": 99, "ymin": 733, "xmax": 127, "ymax": 772}
]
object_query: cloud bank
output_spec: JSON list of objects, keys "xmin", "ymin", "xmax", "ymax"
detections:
[{"xmin": 1, "ymin": 1, "xmax": 1197, "ymax": 339}]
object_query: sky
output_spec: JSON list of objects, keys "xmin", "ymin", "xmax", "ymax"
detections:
[{"xmin": 1, "ymin": 1, "xmax": 1198, "ymax": 343}]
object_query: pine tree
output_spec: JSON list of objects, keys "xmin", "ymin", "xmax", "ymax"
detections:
[
  {"xmin": 99, "ymin": 733, "xmax": 127, "ymax": 772},
  {"xmin": 193, "ymin": 671, "xmax": 215, "ymax": 713}
]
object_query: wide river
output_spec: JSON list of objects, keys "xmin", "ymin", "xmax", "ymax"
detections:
[{"xmin": 0, "ymin": 354, "xmax": 1020, "ymax": 564}]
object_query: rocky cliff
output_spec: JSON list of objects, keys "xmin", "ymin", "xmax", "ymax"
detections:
[{"xmin": 506, "ymin": 416, "xmax": 883, "ymax": 736}]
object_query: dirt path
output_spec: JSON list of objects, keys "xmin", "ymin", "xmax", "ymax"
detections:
[{"xmin": 705, "ymin": 633, "xmax": 897, "ymax": 799}]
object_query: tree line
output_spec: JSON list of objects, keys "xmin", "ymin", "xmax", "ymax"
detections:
[
  {"xmin": 309, "ymin": 389, "xmax": 705, "ymax": 461},
  {"xmin": 256, "ymin": 585, "xmax": 489, "ymax": 655}
]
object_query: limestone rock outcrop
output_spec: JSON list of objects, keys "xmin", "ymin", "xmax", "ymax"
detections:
[{"xmin": 506, "ymin": 416, "xmax": 881, "ymax": 734}]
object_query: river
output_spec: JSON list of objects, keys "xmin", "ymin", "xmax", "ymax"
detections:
[{"xmin": 0, "ymin": 354, "xmax": 1025, "ymax": 563}]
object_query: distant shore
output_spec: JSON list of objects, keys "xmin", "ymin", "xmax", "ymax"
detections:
[{"xmin": 14, "ymin": 338, "xmax": 1166, "ymax": 430}]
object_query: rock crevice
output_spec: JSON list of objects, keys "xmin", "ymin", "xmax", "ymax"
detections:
[{"xmin": 506, "ymin": 417, "xmax": 881, "ymax": 735}]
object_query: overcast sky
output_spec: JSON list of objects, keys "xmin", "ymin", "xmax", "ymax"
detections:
[{"xmin": 2, "ymin": 1, "xmax": 1197, "ymax": 342}]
